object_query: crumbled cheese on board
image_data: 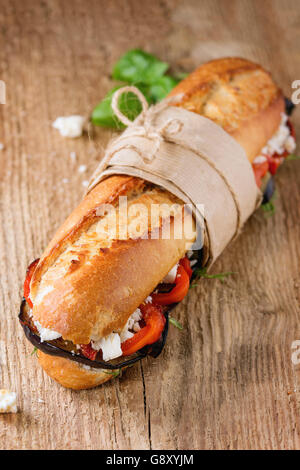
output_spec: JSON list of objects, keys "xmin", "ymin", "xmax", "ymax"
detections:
[
  {"xmin": 0, "ymin": 389, "xmax": 17, "ymax": 413},
  {"xmin": 70, "ymin": 151, "xmax": 77, "ymax": 162},
  {"xmin": 52, "ymin": 115, "xmax": 85, "ymax": 138},
  {"xmin": 78, "ymin": 164, "xmax": 87, "ymax": 173}
]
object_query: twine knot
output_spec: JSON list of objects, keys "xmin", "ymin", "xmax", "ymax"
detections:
[{"xmin": 97, "ymin": 86, "xmax": 183, "ymax": 172}]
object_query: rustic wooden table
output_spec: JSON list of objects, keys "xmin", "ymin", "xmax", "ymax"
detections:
[{"xmin": 0, "ymin": 0, "xmax": 300, "ymax": 450}]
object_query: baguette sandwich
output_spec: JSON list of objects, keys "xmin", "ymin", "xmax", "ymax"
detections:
[{"xmin": 19, "ymin": 58, "xmax": 296, "ymax": 389}]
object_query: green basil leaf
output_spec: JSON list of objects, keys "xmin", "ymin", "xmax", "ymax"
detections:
[
  {"xmin": 91, "ymin": 85, "xmax": 150, "ymax": 129},
  {"xmin": 112, "ymin": 49, "xmax": 169, "ymax": 84},
  {"xmin": 191, "ymin": 267, "xmax": 236, "ymax": 286},
  {"xmin": 148, "ymin": 75, "xmax": 179, "ymax": 102}
]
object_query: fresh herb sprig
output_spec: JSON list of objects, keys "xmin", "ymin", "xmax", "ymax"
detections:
[
  {"xmin": 261, "ymin": 200, "xmax": 276, "ymax": 217},
  {"xmin": 286, "ymin": 154, "xmax": 300, "ymax": 161},
  {"xmin": 261, "ymin": 190, "xmax": 277, "ymax": 218},
  {"xmin": 103, "ymin": 369, "xmax": 121, "ymax": 378},
  {"xmin": 169, "ymin": 317, "xmax": 183, "ymax": 330},
  {"xmin": 30, "ymin": 347, "xmax": 38, "ymax": 356},
  {"xmin": 191, "ymin": 267, "xmax": 236, "ymax": 287},
  {"xmin": 261, "ymin": 153, "xmax": 300, "ymax": 217},
  {"xmin": 91, "ymin": 49, "xmax": 180, "ymax": 129}
]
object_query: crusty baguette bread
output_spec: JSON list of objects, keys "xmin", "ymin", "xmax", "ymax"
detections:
[
  {"xmin": 31, "ymin": 179, "xmax": 195, "ymax": 344},
  {"xmin": 29, "ymin": 57, "xmax": 285, "ymax": 389},
  {"xmin": 38, "ymin": 351, "xmax": 113, "ymax": 389},
  {"xmin": 169, "ymin": 57, "xmax": 284, "ymax": 162}
]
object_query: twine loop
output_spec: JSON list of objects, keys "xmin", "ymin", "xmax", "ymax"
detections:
[
  {"xmin": 111, "ymin": 86, "xmax": 149, "ymax": 126},
  {"xmin": 96, "ymin": 86, "xmax": 183, "ymax": 173}
]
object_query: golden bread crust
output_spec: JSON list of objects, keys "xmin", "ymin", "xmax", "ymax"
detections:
[
  {"xmin": 31, "ymin": 178, "xmax": 194, "ymax": 343},
  {"xmin": 31, "ymin": 175, "xmax": 143, "ymax": 296},
  {"xmin": 38, "ymin": 351, "xmax": 113, "ymax": 390},
  {"xmin": 170, "ymin": 57, "xmax": 284, "ymax": 162},
  {"xmin": 33, "ymin": 219, "xmax": 192, "ymax": 344}
]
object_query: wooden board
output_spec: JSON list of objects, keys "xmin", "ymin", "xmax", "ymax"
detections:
[{"xmin": 0, "ymin": 0, "xmax": 300, "ymax": 450}]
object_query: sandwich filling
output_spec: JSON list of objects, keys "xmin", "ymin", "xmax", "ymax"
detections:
[
  {"xmin": 252, "ymin": 113, "xmax": 295, "ymax": 188},
  {"xmin": 22, "ymin": 256, "xmax": 193, "ymax": 362}
]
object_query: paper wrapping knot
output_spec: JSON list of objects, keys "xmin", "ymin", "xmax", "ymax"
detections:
[{"xmin": 87, "ymin": 86, "xmax": 262, "ymax": 266}]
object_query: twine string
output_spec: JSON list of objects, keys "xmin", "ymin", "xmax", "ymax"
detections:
[
  {"xmin": 94, "ymin": 86, "xmax": 184, "ymax": 176},
  {"xmin": 111, "ymin": 86, "xmax": 149, "ymax": 126}
]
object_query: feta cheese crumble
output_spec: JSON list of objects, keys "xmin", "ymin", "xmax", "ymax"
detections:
[
  {"xmin": 285, "ymin": 135, "xmax": 296, "ymax": 153},
  {"xmin": 91, "ymin": 308, "xmax": 143, "ymax": 361},
  {"xmin": 0, "ymin": 389, "xmax": 17, "ymax": 413},
  {"xmin": 52, "ymin": 115, "xmax": 85, "ymax": 138},
  {"xmin": 254, "ymin": 113, "xmax": 296, "ymax": 163},
  {"xmin": 162, "ymin": 263, "xmax": 178, "ymax": 283},
  {"xmin": 120, "ymin": 308, "xmax": 142, "ymax": 342},
  {"xmin": 91, "ymin": 332, "xmax": 122, "ymax": 362},
  {"xmin": 34, "ymin": 320, "xmax": 61, "ymax": 342},
  {"xmin": 253, "ymin": 155, "xmax": 268, "ymax": 164}
]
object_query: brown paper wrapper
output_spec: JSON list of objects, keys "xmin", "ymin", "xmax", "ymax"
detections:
[{"xmin": 87, "ymin": 97, "xmax": 262, "ymax": 267}]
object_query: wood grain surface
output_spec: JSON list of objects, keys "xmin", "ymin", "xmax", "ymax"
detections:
[{"xmin": 0, "ymin": 0, "xmax": 300, "ymax": 450}]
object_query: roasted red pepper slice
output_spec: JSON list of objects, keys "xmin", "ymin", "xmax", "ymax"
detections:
[
  {"xmin": 80, "ymin": 343, "xmax": 98, "ymax": 361},
  {"xmin": 179, "ymin": 257, "xmax": 193, "ymax": 279},
  {"xmin": 252, "ymin": 118, "xmax": 296, "ymax": 185},
  {"xmin": 23, "ymin": 259, "xmax": 40, "ymax": 308},
  {"xmin": 267, "ymin": 154, "xmax": 282, "ymax": 175},
  {"xmin": 122, "ymin": 303, "xmax": 166, "ymax": 356},
  {"xmin": 151, "ymin": 265, "xmax": 190, "ymax": 305},
  {"xmin": 252, "ymin": 160, "xmax": 269, "ymax": 187}
]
